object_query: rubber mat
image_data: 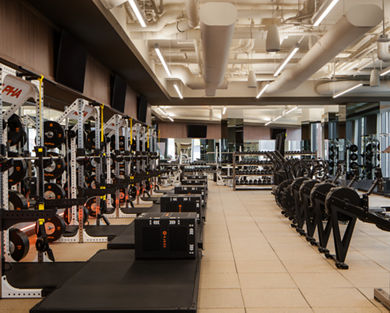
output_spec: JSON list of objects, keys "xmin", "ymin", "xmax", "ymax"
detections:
[
  {"xmin": 107, "ymin": 223, "xmax": 135, "ymax": 249},
  {"xmin": 5, "ymin": 262, "xmax": 85, "ymax": 296},
  {"xmin": 31, "ymin": 249, "xmax": 201, "ymax": 313}
]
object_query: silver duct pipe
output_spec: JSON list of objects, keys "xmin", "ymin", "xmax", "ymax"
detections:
[
  {"xmin": 266, "ymin": 4, "xmax": 383, "ymax": 95},
  {"xmin": 200, "ymin": 2, "xmax": 237, "ymax": 96}
]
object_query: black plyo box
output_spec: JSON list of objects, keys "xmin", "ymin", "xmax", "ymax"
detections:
[
  {"xmin": 160, "ymin": 194, "xmax": 202, "ymax": 220},
  {"xmin": 135, "ymin": 212, "xmax": 198, "ymax": 259},
  {"xmin": 174, "ymin": 185, "xmax": 207, "ymax": 205}
]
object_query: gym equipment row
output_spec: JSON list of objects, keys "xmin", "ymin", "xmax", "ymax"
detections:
[
  {"xmin": 269, "ymin": 151, "xmax": 390, "ymax": 269},
  {"xmin": 30, "ymin": 170, "xmax": 208, "ymax": 313},
  {"xmin": 0, "ymin": 66, "xmax": 171, "ymax": 299}
]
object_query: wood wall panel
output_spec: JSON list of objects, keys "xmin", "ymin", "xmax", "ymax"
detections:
[
  {"xmin": 159, "ymin": 122, "xmax": 221, "ymax": 139},
  {"xmin": 0, "ymin": 0, "xmax": 54, "ymax": 79},
  {"xmin": 84, "ymin": 55, "xmax": 111, "ymax": 105},
  {"xmin": 244, "ymin": 126, "xmax": 270, "ymax": 140},
  {"xmin": 124, "ymin": 84, "xmax": 137, "ymax": 118}
]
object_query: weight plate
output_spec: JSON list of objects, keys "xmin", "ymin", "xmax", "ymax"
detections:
[
  {"xmin": 349, "ymin": 153, "xmax": 358, "ymax": 161},
  {"xmin": 85, "ymin": 131, "xmax": 96, "ymax": 150},
  {"xmin": 350, "ymin": 144, "xmax": 358, "ymax": 152},
  {"xmin": 44, "ymin": 153, "xmax": 66, "ymax": 180},
  {"xmin": 7, "ymin": 114, "xmax": 26, "ymax": 146},
  {"xmin": 8, "ymin": 191, "xmax": 28, "ymax": 210},
  {"xmin": 44, "ymin": 183, "xmax": 66, "ymax": 200},
  {"xmin": 35, "ymin": 214, "xmax": 66, "ymax": 242},
  {"xmin": 350, "ymin": 162, "xmax": 359, "ymax": 169},
  {"xmin": 9, "ymin": 228, "xmax": 29, "ymax": 262},
  {"xmin": 86, "ymin": 197, "xmax": 98, "ymax": 217},
  {"xmin": 366, "ymin": 143, "xmax": 373, "ymax": 151},
  {"xmin": 8, "ymin": 152, "xmax": 27, "ymax": 186},
  {"xmin": 44, "ymin": 121, "xmax": 65, "ymax": 148}
]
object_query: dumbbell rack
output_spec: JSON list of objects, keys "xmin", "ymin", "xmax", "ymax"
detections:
[{"xmin": 232, "ymin": 152, "xmax": 273, "ymax": 191}]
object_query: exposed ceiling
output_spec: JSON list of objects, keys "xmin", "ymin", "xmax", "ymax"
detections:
[{"xmin": 26, "ymin": 0, "xmax": 390, "ymax": 125}]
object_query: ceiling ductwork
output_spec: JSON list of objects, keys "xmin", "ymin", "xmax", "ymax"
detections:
[
  {"xmin": 200, "ymin": 2, "xmax": 237, "ymax": 96},
  {"xmin": 186, "ymin": 0, "xmax": 199, "ymax": 28},
  {"xmin": 316, "ymin": 80, "xmax": 390, "ymax": 96},
  {"xmin": 170, "ymin": 65, "xmax": 228, "ymax": 90},
  {"xmin": 266, "ymin": 4, "xmax": 383, "ymax": 95}
]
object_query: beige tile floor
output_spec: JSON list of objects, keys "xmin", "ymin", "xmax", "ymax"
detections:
[
  {"xmin": 199, "ymin": 183, "xmax": 390, "ymax": 313},
  {"xmin": 3, "ymin": 183, "xmax": 390, "ymax": 312}
]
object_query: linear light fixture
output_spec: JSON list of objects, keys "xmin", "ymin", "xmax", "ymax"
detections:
[
  {"xmin": 273, "ymin": 46, "xmax": 299, "ymax": 77},
  {"xmin": 273, "ymin": 115, "xmax": 282, "ymax": 122},
  {"xmin": 173, "ymin": 83, "xmax": 183, "ymax": 99},
  {"xmin": 154, "ymin": 45, "xmax": 172, "ymax": 77},
  {"xmin": 333, "ymin": 83, "xmax": 363, "ymax": 98},
  {"xmin": 167, "ymin": 116, "xmax": 174, "ymax": 122},
  {"xmin": 222, "ymin": 106, "xmax": 227, "ymax": 114},
  {"xmin": 265, "ymin": 121, "xmax": 272, "ymax": 126},
  {"xmin": 312, "ymin": 0, "xmax": 340, "ymax": 27},
  {"xmin": 128, "ymin": 0, "xmax": 147, "ymax": 28},
  {"xmin": 380, "ymin": 66, "xmax": 390, "ymax": 76},
  {"xmin": 256, "ymin": 83, "xmax": 270, "ymax": 99},
  {"xmin": 284, "ymin": 106, "xmax": 298, "ymax": 115}
]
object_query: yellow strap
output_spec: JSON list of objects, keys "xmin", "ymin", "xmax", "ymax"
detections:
[
  {"xmin": 147, "ymin": 126, "xmax": 150, "ymax": 149},
  {"xmin": 130, "ymin": 118, "xmax": 133, "ymax": 145},
  {"xmin": 100, "ymin": 104, "xmax": 104, "ymax": 143},
  {"xmin": 158, "ymin": 130, "xmax": 160, "ymax": 142},
  {"xmin": 38, "ymin": 75, "xmax": 44, "ymax": 140}
]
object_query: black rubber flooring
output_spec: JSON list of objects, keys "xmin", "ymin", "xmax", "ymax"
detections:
[
  {"xmin": 5, "ymin": 262, "xmax": 85, "ymax": 296},
  {"xmin": 31, "ymin": 249, "xmax": 201, "ymax": 313}
]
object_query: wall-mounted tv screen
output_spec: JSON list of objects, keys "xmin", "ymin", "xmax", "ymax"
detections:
[
  {"xmin": 187, "ymin": 125, "xmax": 207, "ymax": 138},
  {"xmin": 55, "ymin": 31, "xmax": 87, "ymax": 93},
  {"xmin": 110, "ymin": 74, "xmax": 127, "ymax": 113},
  {"xmin": 137, "ymin": 95, "xmax": 148, "ymax": 122}
]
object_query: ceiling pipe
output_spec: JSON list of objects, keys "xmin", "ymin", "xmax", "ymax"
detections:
[
  {"xmin": 266, "ymin": 4, "xmax": 383, "ymax": 95},
  {"xmin": 316, "ymin": 80, "xmax": 390, "ymax": 96},
  {"xmin": 186, "ymin": 0, "xmax": 199, "ymax": 28},
  {"xmin": 168, "ymin": 65, "xmax": 228, "ymax": 90},
  {"xmin": 103, "ymin": 0, "xmax": 128, "ymax": 9},
  {"xmin": 200, "ymin": 2, "xmax": 237, "ymax": 96}
]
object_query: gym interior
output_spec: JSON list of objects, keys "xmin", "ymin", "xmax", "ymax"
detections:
[{"xmin": 2, "ymin": 0, "xmax": 390, "ymax": 312}]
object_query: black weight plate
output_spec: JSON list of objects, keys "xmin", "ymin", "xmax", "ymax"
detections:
[
  {"xmin": 9, "ymin": 228, "xmax": 29, "ymax": 261},
  {"xmin": 366, "ymin": 143, "xmax": 373, "ymax": 151},
  {"xmin": 8, "ymin": 191, "xmax": 28, "ymax": 210},
  {"xmin": 86, "ymin": 197, "xmax": 98, "ymax": 217},
  {"xmin": 64, "ymin": 207, "xmax": 89, "ymax": 225},
  {"xmin": 44, "ymin": 153, "xmax": 66, "ymax": 180},
  {"xmin": 44, "ymin": 183, "xmax": 66, "ymax": 200},
  {"xmin": 35, "ymin": 214, "xmax": 66, "ymax": 243},
  {"xmin": 85, "ymin": 131, "xmax": 96, "ymax": 150},
  {"xmin": 350, "ymin": 162, "xmax": 359, "ymax": 169},
  {"xmin": 8, "ymin": 152, "xmax": 27, "ymax": 186},
  {"xmin": 325, "ymin": 186, "xmax": 361, "ymax": 221},
  {"xmin": 350, "ymin": 153, "xmax": 358, "ymax": 161},
  {"xmin": 7, "ymin": 114, "xmax": 26, "ymax": 146},
  {"xmin": 350, "ymin": 144, "xmax": 358, "ymax": 152},
  {"xmin": 44, "ymin": 121, "xmax": 65, "ymax": 148}
]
